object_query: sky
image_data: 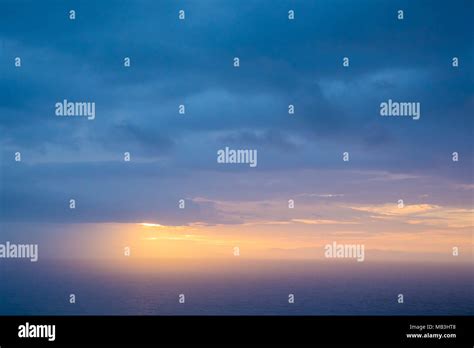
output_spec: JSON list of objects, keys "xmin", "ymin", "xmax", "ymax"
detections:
[{"xmin": 0, "ymin": 0, "xmax": 472, "ymax": 261}]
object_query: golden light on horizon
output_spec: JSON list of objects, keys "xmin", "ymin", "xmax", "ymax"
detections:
[
  {"xmin": 88, "ymin": 202, "xmax": 474, "ymax": 261},
  {"xmin": 141, "ymin": 223, "xmax": 163, "ymax": 227},
  {"xmin": 51, "ymin": 216, "xmax": 473, "ymax": 262}
]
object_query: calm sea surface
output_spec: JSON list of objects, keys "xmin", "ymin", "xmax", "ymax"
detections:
[{"xmin": 1, "ymin": 259, "xmax": 472, "ymax": 315}]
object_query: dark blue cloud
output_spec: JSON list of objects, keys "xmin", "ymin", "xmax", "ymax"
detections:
[{"xmin": 0, "ymin": 0, "xmax": 472, "ymax": 223}]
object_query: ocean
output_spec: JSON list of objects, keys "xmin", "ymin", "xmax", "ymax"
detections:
[{"xmin": 1, "ymin": 259, "xmax": 472, "ymax": 315}]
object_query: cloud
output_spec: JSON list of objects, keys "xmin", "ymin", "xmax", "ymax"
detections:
[
  {"xmin": 291, "ymin": 219, "xmax": 358, "ymax": 225},
  {"xmin": 0, "ymin": 0, "xmax": 472, "ymax": 230},
  {"xmin": 350, "ymin": 204, "xmax": 438, "ymax": 216},
  {"xmin": 295, "ymin": 193, "xmax": 345, "ymax": 198},
  {"xmin": 350, "ymin": 203, "xmax": 473, "ymax": 229}
]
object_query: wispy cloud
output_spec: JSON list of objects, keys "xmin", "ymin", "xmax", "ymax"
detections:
[
  {"xmin": 291, "ymin": 219, "xmax": 358, "ymax": 225},
  {"xmin": 350, "ymin": 203, "xmax": 473, "ymax": 229}
]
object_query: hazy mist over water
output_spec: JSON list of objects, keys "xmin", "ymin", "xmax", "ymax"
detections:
[{"xmin": 1, "ymin": 259, "xmax": 472, "ymax": 315}]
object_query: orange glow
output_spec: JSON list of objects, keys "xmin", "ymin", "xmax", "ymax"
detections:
[{"xmin": 56, "ymin": 200, "xmax": 472, "ymax": 263}]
